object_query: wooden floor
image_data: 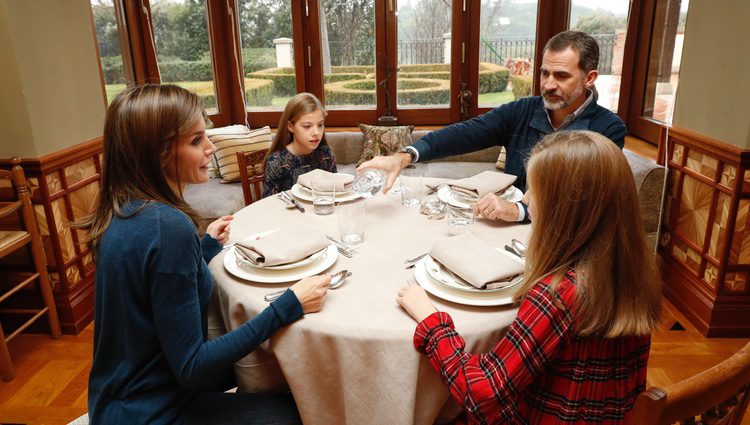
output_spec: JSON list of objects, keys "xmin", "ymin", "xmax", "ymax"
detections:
[{"xmin": 0, "ymin": 296, "xmax": 748, "ymax": 424}]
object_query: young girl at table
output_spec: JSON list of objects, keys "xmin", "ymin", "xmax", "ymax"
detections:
[
  {"xmin": 397, "ymin": 130, "xmax": 662, "ymax": 425},
  {"xmin": 262, "ymin": 92, "xmax": 336, "ymax": 197},
  {"xmin": 85, "ymin": 84, "xmax": 331, "ymax": 425}
]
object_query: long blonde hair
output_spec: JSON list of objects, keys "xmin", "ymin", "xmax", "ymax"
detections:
[
  {"xmin": 516, "ymin": 131, "xmax": 661, "ymax": 338},
  {"xmin": 265, "ymin": 92, "xmax": 327, "ymax": 164},
  {"xmin": 82, "ymin": 84, "xmax": 206, "ymax": 256}
]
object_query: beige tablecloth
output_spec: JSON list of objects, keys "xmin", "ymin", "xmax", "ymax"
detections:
[{"xmin": 208, "ymin": 178, "xmax": 530, "ymax": 425}]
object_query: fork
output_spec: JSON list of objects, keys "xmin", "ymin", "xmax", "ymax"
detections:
[{"xmin": 407, "ymin": 278, "xmax": 420, "ymax": 287}]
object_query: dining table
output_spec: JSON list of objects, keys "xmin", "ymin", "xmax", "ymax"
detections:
[{"xmin": 208, "ymin": 177, "xmax": 531, "ymax": 425}]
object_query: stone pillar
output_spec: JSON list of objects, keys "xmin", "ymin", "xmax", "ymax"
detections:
[
  {"xmin": 443, "ymin": 33, "xmax": 451, "ymax": 64},
  {"xmin": 273, "ymin": 38, "xmax": 293, "ymax": 68}
]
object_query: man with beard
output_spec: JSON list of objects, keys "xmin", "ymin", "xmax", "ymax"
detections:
[{"xmin": 359, "ymin": 31, "xmax": 625, "ymax": 223}]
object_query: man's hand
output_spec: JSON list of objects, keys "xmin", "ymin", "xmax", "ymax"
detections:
[
  {"xmin": 357, "ymin": 153, "xmax": 411, "ymax": 194},
  {"xmin": 206, "ymin": 215, "xmax": 233, "ymax": 244},
  {"xmin": 473, "ymin": 194, "xmax": 519, "ymax": 222}
]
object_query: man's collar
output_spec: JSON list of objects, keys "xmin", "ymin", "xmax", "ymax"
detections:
[{"xmin": 545, "ymin": 88, "xmax": 596, "ymax": 131}]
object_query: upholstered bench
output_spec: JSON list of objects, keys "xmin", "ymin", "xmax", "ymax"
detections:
[{"xmin": 183, "ymin": 131, "xmax": 664, "ymax": 245}]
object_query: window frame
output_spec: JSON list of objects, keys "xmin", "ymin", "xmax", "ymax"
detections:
[{"xmin": 95, "ymin": 0, "xmax": 672, "ymax": 145}]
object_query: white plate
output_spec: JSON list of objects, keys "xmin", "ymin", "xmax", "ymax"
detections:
[
  {"xmin": 437, "ymin": 184, "xmax": 523, "ymax": 208},
  {"xmin": 414, "ymin": 256, "xmax": 520, "ymax": 306},
  {"xmin": 224, "ymin": 244, "xmax": 338, "ymax": 283},
  {"xmin": 424, "ymin": 255, "xmax": 522, "ymax": 294},
  {"xmin": 291, "ymin": 183, "xmax": 362, "ymax": 203}
]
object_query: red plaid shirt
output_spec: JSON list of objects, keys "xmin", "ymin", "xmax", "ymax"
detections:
[{"xmin": 414, "ymin": 271, "xmax": 650, "ymax": 425}]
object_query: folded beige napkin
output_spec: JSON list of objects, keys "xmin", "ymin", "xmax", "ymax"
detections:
[
  {"xmin": 449, "ymin": 171, "xmax": 517, "ymax": 199},
  {"xmin": 235, "ymin": 226, "xmax": 329, "ymax": 267},
  {"xmin": 430, "ymin": 233, "xmax": 524, "ymax": 289},
  {"xmin": 296, "ymin": 169, "xmax": 354, "ymax": 193}
]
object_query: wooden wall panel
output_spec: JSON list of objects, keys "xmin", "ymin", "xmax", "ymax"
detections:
[
  {"xmin": 0, "ymin": 138, "xmax": 102, "ymax": 334},
  {"xmin": 658, "ymin": 126, "xmax": 750, "ymax": 337}
]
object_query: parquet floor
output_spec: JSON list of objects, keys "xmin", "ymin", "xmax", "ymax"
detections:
[{"xmin": 0, "ymin": 296, "xmax": 748, "ymax": 424}]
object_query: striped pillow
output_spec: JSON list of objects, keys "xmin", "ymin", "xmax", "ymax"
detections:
[{"xmin": 211, "ymin": 126, "xmax": 272, "ymax": 183}]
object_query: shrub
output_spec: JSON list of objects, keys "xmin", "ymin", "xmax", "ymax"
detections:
[
  {"xmin": 511, "ymin": 75, "xmax": 533, "ymax": 99},
  {"xmin": 331, "ymin": 65, "xmax": 374, "ymax": 74},
  {"xmin": 243, "ymin": 78, "xmax": 274, "ymax": 106},
  {"xmin": 101, "ymin": 56, "xmax": 125, "ymax": 84},
  {"xmin": 324, "ymin": 78, "xmax": 450, "ymax": 106},
  {"xmin": 247, "ymin": 67, "xmax": 296, "ymax": 97},
  {"xmin": 242, "ymin": 48, "xmax": 276, "ymax": 73},
  {"xmin": 325, "ymin": 73, "xmax": 367, "ymax": 83},
  {"xmin": 478, "ymin": 62, "xmax": 510, "ymax": 94},
  {"xmin": 159, "ymin": 60, "xmax": 214, "ymax": 82},
  {"xmin": 400, "ymin": 71, "xmax": 450, "ymax": 81}
]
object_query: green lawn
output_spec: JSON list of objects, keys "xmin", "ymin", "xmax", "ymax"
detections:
[{"xmin": 478, "ymin": 90, "xmax": 515, "ymax": 105}]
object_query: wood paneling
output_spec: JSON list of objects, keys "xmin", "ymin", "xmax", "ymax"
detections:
[
  {"xmin": 1, "ymin": 139, "xmax": 102, "ymax": 334},
  {"xmin": 657, "ymin": 126, "xmax": 750, "ymax": 337}
]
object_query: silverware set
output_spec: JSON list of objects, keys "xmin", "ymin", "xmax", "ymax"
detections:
[
  {"xmin": 264, "ymin": 270, "xmax": 352, "ymax": 302},
  {"xmin": 278, "ymin": 191, "xmax": 305, "ymax": 212},
  {"xmin": 404, "ymin": 252, "xmax": 428, "ymax": 269},
  {"xmin": 326, "ymin": 235, "xmax": 353, "ymax": 258},
  {"xmin": 504, "ymin": 238, "xmax": 527, "ymax": 259}
]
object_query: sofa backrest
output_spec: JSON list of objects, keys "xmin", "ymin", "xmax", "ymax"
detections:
[{"xmin": 324, "ymin": 130, "xmax": 502, "ymax": 165}]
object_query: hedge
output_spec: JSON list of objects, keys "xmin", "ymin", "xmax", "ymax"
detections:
[
  {"xmin": 242, "ymin": 48, "xmax": 276, "ymax": 73},
  {"xmin": 324, "ymin": 78, "xmax": 450, "ymax": 106},
  {"xmin": 166, "ymin": 79, "xmax": 274, "ymax": 108},
  {"xmin": 478, "ymin": 63, "xmax": 510, "ymax": 94},
  {"xmin": 247, "ymin": 67, "xmax": 297, "ymax": 97},
  {"xmin": 511, "ymin": 75, "xmax": 533, "ymax": 99},
  {"xmin": 160, "ymin": 60, "xmax": 214, "ymax": 82}
]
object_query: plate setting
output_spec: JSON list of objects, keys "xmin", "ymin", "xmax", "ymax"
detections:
[
  {"xmin": 291, "ymin": 183, "xmax": 362, "ymax": 203},
  {"xmin": 423, "ymin": 256, "xmax": 520, "ymax": 294},
  {"xmin": 414, "ymin": 251, "xmax": 523, "ymax": 307},
  {"xmin": 224, "ymin": 231, "xmax": 339, "ymax": 283},
  {"xmin": 437, "ymin": 184, "xmax": 523, "ymax": 208}
]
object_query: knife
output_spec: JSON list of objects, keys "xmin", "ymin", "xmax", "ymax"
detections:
[{"xmin": 281, "ymin": 191, "xmax": 305, "ymax": 213}]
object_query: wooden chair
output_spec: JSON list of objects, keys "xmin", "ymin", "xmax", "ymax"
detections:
[
  {"xmin": 236, "ymin": 149, "xmax": 268, "ymax": 206},
  {"xmin": 0, "ymin": 158, "xmax": 61, "ymax": 381},
  {"xmin": 629, "ymin": 341, "xmax": 750, "ymax": 424}
]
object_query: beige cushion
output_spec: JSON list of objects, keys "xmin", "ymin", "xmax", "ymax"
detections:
[
  {"xmin": 357, "ymin": 124, "xmax": 414, "ymax": 165},
  {"xmin": 495, "ymin": 146, "xmax": 507, "ymax": 171},
  {"xmin": 211, "ymin": 126, "xmax": 272, "ymax": 183},
  {"xmin": 206, "ymin": 125, "xmax": 251, "ymax": 178}
]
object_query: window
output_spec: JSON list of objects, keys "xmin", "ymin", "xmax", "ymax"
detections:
[
  {"xmin": 320, "ymin": 0, "xmax": 377, "ymax": 110},
  {"xmin": 238, "ymin": 0, "xmax": 295, "ymax": 111},
  {"xmin": 151, "ymin": 0, "xmax": 219, "ymax": 114},
  {"xmin": 94, "ymin": 0, "xmax": 680, "ymax": 145},
  {"xmin": 397, "ymin": 0, "xmax": 452, "ymax": 109},
  {"xmin": 90, "ymin": 0, "xmax": 128, "ymax": 103},
  {"xmin": 641, "ymin": 0, "xmax": 688, "ymax": 124},
  {"xmin": 478, "ymin": 0, "xmax": 538, "ymax": 108},
  {"xmin": 569, "ymin": 0, "xmax": 631, "ymax": 113}
]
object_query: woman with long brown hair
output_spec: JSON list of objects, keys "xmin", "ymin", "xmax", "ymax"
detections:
[
  {"xmin": 262, "ymin": 92, "xmax": 334, "ymax": 197},
  {"xmin": 86, "ymin": 84, "xmax": 330, "ymax": 424},
  {"xmin": 397, "ymin": 130, "xmax": 661, "ymax": 424}
]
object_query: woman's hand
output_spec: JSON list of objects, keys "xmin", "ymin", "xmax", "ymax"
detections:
[
  {"xmin": 357, "ymin": 153, "xmax": 410, "ymax": 194},
  {"xmin": 397, "ymin": 285, "xmax": 438, "ymax": 323},
  {"xmin": 473, "ymin": 194, "xmax": 518, "ymax": 222},
  {"xmin": 206, "ymin": 215, "xmax": 233, "ymax": 244},
  {"xmin": 290, "ymin": 274, "xmax": 331, "ymax": 314}
]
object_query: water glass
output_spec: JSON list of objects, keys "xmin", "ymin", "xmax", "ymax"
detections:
[
  {"xmin": 351, "ymin": 168, "xmax": 386, "ymax": 198},
  {"xmin": 447, "ymin": 204, "xmax": 474, "ymax": 235},
  {"xmin": 338, "ymin": 200, "xmax": 366, "ymax": 249},
  {"xmin": 311, "ymin": 180, "xmax": 335, "ymax": 215},
  {"xmin": 399, "ymin": 164, "xmax": 423, "ymax": 207}
]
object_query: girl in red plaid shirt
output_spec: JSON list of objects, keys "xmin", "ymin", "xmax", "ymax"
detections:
[{"xmin": 397, "ymin": 130, "xmax": 662, "ymax": 425}]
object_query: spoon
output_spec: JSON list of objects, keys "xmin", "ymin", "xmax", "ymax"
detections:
[
  {"xmin": 511, "ymin": 239, "xmax": 527, "ymax": 257},
  {"xmin": 263, "ymin": 270, "xmax": 352, "ymax": 302}
]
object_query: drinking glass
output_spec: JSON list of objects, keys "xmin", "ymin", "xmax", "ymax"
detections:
[
  {"xmin": 447, "ymin": 204, "xmax": 474, "ymax": 235},
  {"xmin": 338, "ymin": 200, "xmax": 366, "ymax": 249},
  {"xmin": 351, "ymin": 168, "xmax": 385, "ymax": 198},
  {"xmin": 311, "ymin": 180, "xmax": 335, "ymax": 215},
  {"xmin": 399, "ymin": 164, "xmax": 423, "ymax": 207}
]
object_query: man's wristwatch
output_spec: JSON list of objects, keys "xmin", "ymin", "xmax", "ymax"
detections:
[{"xmin": 397, "ymin": 146, "xmax": 417, "ymax": 164}]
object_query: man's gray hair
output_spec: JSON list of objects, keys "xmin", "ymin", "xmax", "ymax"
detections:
[{"xmin": 543, "ymin": 31, "xmax": 599, "ymax": 73}]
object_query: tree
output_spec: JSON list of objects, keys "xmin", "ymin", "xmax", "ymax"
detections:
[
  {"xmin": 91, "ymin": 0, "xmax": 121, "ymax": 58},
  {"xmin": 237, "ymin": 0, "xmax": 292, "ymax": 49},
  {"xmin": 572, "ymin": 10, "xmax": 626, "ymax": 35},
  {"xmin": 320, "ymin": 0, "xmax": 375, "ymax": 67}
]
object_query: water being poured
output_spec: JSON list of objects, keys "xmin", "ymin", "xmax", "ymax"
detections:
[{"xmin": 351, "ymin": 169, "xmax": 386, "ymax": 198}]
